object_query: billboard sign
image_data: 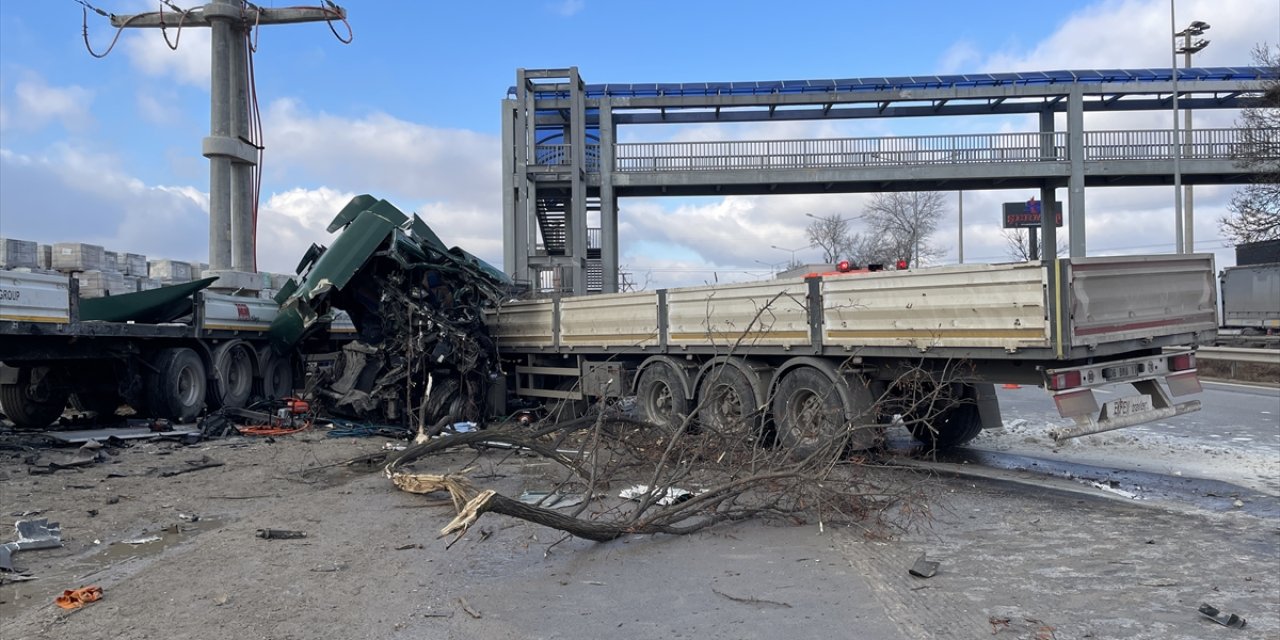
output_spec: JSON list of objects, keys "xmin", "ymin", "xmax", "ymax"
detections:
[{"xmin": 1002, "ymin": 198, "xmax": 1063, "ymax": 229}]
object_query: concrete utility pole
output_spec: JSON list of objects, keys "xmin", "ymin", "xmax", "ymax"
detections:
[
  {"xmin": 1175, "ymin": 20, "xmax": 1211, "ymax": 254},
  {"xmin": 111, "ymin": 1, "xmax": 345, "ymax": 291}
]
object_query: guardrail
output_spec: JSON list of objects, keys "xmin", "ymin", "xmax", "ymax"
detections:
[{"xmin": 1196, "ymin": 346, "xmax": 1280, "ymax": 366}]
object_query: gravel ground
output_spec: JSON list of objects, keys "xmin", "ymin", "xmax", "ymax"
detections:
[{"xmin": 1, "ymin": 425, "xmax": 1276, "ymax": 640}]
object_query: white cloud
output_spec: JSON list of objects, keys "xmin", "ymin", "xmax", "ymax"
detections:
[
  {"xmin": 261, "ymin": 99, "xmax": 503, "ymax": 242},
  {"xmin": 551, "ymin": 0, "xmax": 585, "ymax": 17},
  {"xmin": 4, "ymin": 76, "xmax": 94, "ymax": 133},
  {"xmin": 122, "ymin": 27, "xmax": 211, "ymax": 88},
  {"xmin": 0, "ymin": 146, "xmax": 207, "ymax": 262}
]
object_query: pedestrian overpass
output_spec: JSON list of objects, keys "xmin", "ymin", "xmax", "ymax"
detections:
[{"xmin": 502, "ymin": 66, "xmax": 1276, "ymax": 294}]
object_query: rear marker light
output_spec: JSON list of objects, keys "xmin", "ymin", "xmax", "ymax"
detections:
[
  {"xmin": 1048, "ymin": 370, "xmax": 1082, "ymax": 391},
  {"xmin": 1169, "ymin": 353, "xmax": 1196, "ymax": 372}
]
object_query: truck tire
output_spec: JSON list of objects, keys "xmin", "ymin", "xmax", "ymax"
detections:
[
  {"xmin": 772, "ymin": 365, "xmax": 878, "ymax": 459},
  {"xmin": 208, "ymin": 342, "xmax": 254, "ymax": 410},
  {"xmin": 696, "ymin": 362, "xmax": 764, "ymax": 441},
  {"xmin": 906, "ymin": 383, "xmax": 984, "ymax": 451},
  {"xmin": 0, "ymin": 365, "xmax": 70, "ymax": 429},
  {"xmin": 636, "ymin": 362, "xmax": 691, "ymax": 431},
  {"xmin": 145, "ymin": 348, "xmax": 207, "ymax": 422},
  {"xmin": 257, "ymin": 348, "xmax": 294, "ymax": 400}
]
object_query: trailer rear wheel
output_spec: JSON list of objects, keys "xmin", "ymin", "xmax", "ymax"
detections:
[
  {"xmin": 636, "ymin": 363, "xmax": 691, "ymax": 431},
  {"xmin": 772, "ymin": 365, "xmax": 878, "ymax": 458},
  {"xmin": 0, "ymin": 365, "xmax": 70, "ymax": 429},
  {"xmin": 696, "ymin": 362, "xmax": 764, "ymax": 441},
  {"xmin": 145, "ymin": 348, "xmax": 207, "ymax": 422},
  {"xmin": 904, "ymin": 383, "xmax": 984, "ymax": 450},
  {"xmin": 257, "ymin": 348, "xmax": 294, "ymax": 400},
  {"xmin": 209, "ymin": 342, "xmax": 255, "ymax": 410}
]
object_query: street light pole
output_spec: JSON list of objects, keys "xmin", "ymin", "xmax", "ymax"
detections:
[
  {"xmin": 770, "ymin": 244, "xmax": 812, "ymax": 269},
  {"xmin": 1175, "ymin": 20, "xmax": 1210, "ymax": 254},
  {"xmin": 1169, "ymin": 0, "xmax": 1185, "ymax": 254}
]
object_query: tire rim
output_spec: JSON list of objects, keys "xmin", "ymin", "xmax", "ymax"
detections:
[
  {"xmin": 177, "ymin": 362, "xmax": 200, "ymax": 407},
  {"xmin": 647, "ymin": 380, "xmax": 673, "ymax": 420}
]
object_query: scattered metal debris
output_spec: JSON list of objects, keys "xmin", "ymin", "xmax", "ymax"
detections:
[
  {"xmin": 908, "ymin": 553, "xmax": 939, "ymax": 578},
  {"xmin": 0, "ymin": 519, "xmax": 63, "ymax": 572},
  {"xmin": 1199, "ymin": 603, "xmax": 1247, "ymax": 628},
  {"xmin": 44, "ymin": 425, "xmax": 200, "ymax": 444},
  {"xmin": 256, "ymin": 529, "xmax": 307, "ymax": 540}
]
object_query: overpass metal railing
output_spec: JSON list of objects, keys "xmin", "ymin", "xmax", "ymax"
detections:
[
  {"xmin": 603, "ymin": 128, "xmax": 1267, "ymax": 173},
  {"xmin": 1083, "ymin": 127, "xmax": 1262, "ymax": 161},
  {"xmin": 614, "ymin": 132, "xmax": 1067, "ymax": 172}
]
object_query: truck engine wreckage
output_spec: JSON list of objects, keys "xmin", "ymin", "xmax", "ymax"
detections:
[{"xmin": 269, "ymin": 195, "xmax": 511, "ymax": 433}]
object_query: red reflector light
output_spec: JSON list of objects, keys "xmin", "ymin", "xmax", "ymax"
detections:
[
  {"xmin": 837, "ymin": 260, "xmax": 852, "ymax": 272},
  {"xmin": 1047, "ymin": 370, "xmax": 1082, "ymax": 390},
  {"xmin": 896, "ymin": 259, "xmax": 909, "ymax": 270},
  {"xmin": 1169, "ymin": 353, "xmax": 1196, "ymax": 371}
]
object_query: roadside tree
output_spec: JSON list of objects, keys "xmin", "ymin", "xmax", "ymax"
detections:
[{"xmin": 1221, "ymin": 44, "xmax": 1280, "ymax": 244}]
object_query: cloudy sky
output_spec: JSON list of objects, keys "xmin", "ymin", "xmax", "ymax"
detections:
[{"xmin": 0, "ymin": 0, "xmax": 1275, "ymax": 288}]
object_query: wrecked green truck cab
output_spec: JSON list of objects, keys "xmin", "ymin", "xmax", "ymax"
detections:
[{"xmin": 268, "ymin": 195, "xmax": 512, "ymax": 426}]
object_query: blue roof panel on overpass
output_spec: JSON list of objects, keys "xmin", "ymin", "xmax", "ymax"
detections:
[{"xmin": 512, "ymin": 67, "xmax": 1274, "ymax": 99}]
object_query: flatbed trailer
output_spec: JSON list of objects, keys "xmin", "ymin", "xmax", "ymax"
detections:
[
  {"xmin": 489, "ymin": 254, "xmax": 1218, "ymax": 447},
  {"xmin": 0, "ymin": 270, "xmax": 353, "ymax": 428}
]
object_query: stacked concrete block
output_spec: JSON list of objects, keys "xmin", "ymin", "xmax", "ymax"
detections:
[
  {"xmin": 0, "ymin": 237, "xmax": 38, "ymax": 269},
  {"xmin": 102, "ymin": 251, "xmax": 119, "ymax": 272},
  {"xmin": 75, "ymin": 270, "xmax": 128, "ymax": 298},
  {"xmin": 116, "ymin": 253, "xmax": 148, "ymax": 276},
  {"xmin": 121, "ymin": 275, "xmax": 141, "ymax": 293},
  {"xmin": 149, "ymin": 259, "xmax": 193, "ymax": 285},
  {"xmin": 37, "ymin": 244, "xmax": 52, "ymax": 270},
  {"xmin": 140, "ymin": 278, "xmax": 162, "ymax": 291},
  {"xmin": 53, "ymin": 242, "xmax": 105, "ymax": 272}
]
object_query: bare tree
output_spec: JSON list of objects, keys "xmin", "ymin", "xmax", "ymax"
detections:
[
  {"xmin": 1221, "ymin": 43, "xmax": 1280, "ymax": 245},
  {"xmin": 1001, "ymin": 229, "xmax": 1067, "ymax": 262},
  {"xmin": 862, "ymin": 192, "xmax": 947, "ymax": 267},
  {"xmin": 805, "ymin": 213, "xmax": 899, "ymax": 266},
  {"xmin": 805, "ymin": 213, "xmax": 856, "ymax": 263}
]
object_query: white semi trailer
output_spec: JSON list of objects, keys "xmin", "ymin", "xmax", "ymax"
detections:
[
  {"xmin": 488, "ymin": 254, "xmax": 1218, "ymax": 448},
  {"xmin": 0, "ymin": 270, "xmax": 353, "ymax": 428}
]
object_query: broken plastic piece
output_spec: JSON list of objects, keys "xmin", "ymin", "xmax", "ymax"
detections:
[
  {"xmin": 618, "ymin": 485, "xmax": 693, "ymax": 506},
  {"xmin": 0, "ymin": 518, "xmax": 63, "ymax": 572},
  {"xmin": 55, "ymin": 585, "xmax": 103, "ymax": 610},
  {"xmin": 1199, "ymin": 603, "xmax": 1246, "ymax": 628},
  {"xmin": 909, "ymin": 553, "xmax": 939, "ymax": 578},
  {"xmin": 121, "ymin": 535, "xmax": 161, "ymax": 545},
  {"xmin": 256, "ymin": 529, "xmax": 307, "ymax": 540}
]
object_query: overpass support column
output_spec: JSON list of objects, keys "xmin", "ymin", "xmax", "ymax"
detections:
[
  {"xmin": 600, "ymin": 100, "xmax": 619, "ymax": 293},
  {"xmin": 1038, "ymin": 110, "xmax": 1056, "ymax": 261},
  {"xmin": 1067, "ymin": 87, "xmax": 1086, "ymax": 257}
]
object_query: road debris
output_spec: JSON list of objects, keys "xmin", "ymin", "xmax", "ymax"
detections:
[
  {"xmin": 908, "ymin": 553, "xmax": 940, "ymax": 578},
  {"xmin": 121, "ymin": 535, "xmax": 161, "ymax": 545},
  {"xmin": 156, "ymin": 456, "xmax": 225, "ymax": 477},
  {"xmin": 458, "ymin": 596, "xmax": 483, "ymax": 619},
  {"xmin": 1198, "ymin": 603, "xmax": 1247, "ymax": 628},
  {"xmin": 518, "ymin": 490, "xmax": 587, "ymax": 510},
  {"xmin": 0, "ymin": 518, "xmax": 63, "ymax": 572},
  {"xmin": 711, "ymin": 588, "xmax": 792, "ymax": 609},
  {"xmin": 54, "ymin": 585, "xmax": 103, "ymax": 610},
  {"xmin": 256, "ymin": 529, "xmax": 307, "ymax": 540},
  {"xmin": 619, "ymin": 484, "xmax": 694, "ymax": 506}
]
